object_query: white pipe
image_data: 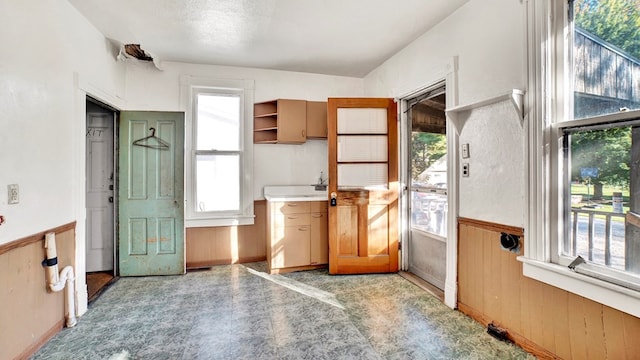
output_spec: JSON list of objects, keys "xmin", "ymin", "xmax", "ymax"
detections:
[{"xmin": 44, "ymin": 232, "xmax": 77, "ymax": 327}]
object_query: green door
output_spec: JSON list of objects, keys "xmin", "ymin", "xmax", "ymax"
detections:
[{"xmin": 119, "ymin": 111, "xmax": 184, "ymax": 276}]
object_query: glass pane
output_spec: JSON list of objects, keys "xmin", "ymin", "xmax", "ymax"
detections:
[
  {"xmin": 572, "ymin": 0, "xmax": 640, "ymax": 119},
  {"xmin": 337, "ymin": 164, "xmax": 387, "ymax": 189},
  {"xmin": 411, "ymin": 131, "xmax": 447, "ymax": 236},
  {"xmin": 337, "ymin": 108, "xmax": 387, "ymax": 134},
  {"xmin": 197, "ymin": 93, "xmax": 240, "ymax": 151},
  {"xmin": 196, "ymin": 154, "xmax": 239, "ymax": 212},
  {"xmin": 564, "ymin": 124, "xmax": 637, "ymax": 274},
  {"xmin": 337, "ymin": 135, "xmax": 388, "ymax": 162}
]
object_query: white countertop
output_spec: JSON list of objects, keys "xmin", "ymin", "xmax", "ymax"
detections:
[{"xmin": 263, "ymin": 185, "xmax": 327, "ymax": 202}]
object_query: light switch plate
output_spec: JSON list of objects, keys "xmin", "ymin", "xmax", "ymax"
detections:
[
  {"xmin": 462, "ymin": 143, "xmax": 470, "ymax": 158},
  {"xmin": 8, "ymin": 184, "xmax": 19, "ymax": 204}
]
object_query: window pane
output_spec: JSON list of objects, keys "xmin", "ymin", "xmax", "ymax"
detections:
[
  {"xmin": 337, "ymin": 164, "xmax": 387, "ymax": 189},
  {"xmin": 411, "ymin": 132, "xmax": 447, "ymax": 237},
  {"xmin": 337, "ymin": 108, "xmax": 387, "ymax": 134},
  {"xmin": 572, "ymin": 0, "xmax": 640, "ymax": 119},
  {"xmin": 337, "ymin": 135, "xmax": 388, "ymax": 162},
  {"xmin": 196, "ymin": 154, "xmax": 239, "ymax": 212},
  {"xmin": 564, "ymin": 124, "xmax": 640, "ymax": 274},
  {"xmin": 197, "ymin": 93, "xmax": 240, "ymax": 151}
]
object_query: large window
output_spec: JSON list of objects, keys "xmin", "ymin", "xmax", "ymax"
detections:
[
  {"xmin": 183, "ymin": 78, "xmax": 254, "ymax": 227},
  {"xmin": 525, "ymin": 0, "xmax": 640, "ymax": 316},
  {"xmin": 558, "ymin": 0, "xmax": 640, "ymax": 282}
]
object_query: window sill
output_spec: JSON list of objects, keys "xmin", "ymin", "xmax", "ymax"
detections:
[
  {"xmin": 518, "ymin": 256, "xmax": 640, "ymax": 318},
  {"xmin": 185, "ymin": 215, "xmax": 255, "ymax": 228}
]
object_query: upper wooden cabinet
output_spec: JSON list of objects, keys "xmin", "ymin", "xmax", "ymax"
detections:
[
  {"xmin": 306, "ymin": 101, "xmax": 328, "ymax": 139},
  {"xmin": 254, "ymin": 99, "xmax": 306, "ymax": 144},
  {"xmin": 254, "ymin": 99, "xmax": 327, "ymax": 144}
]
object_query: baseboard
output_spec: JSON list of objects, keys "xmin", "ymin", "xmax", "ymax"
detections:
[
  {"xmin": 13, "ymin": 319, "xmax": 64, "ymax": 360},
  {"xmin": 457, "ymin": 302, "xmax": 560, "ymax": 360}
]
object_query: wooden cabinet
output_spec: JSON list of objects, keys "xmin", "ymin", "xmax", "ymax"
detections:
[
  {"xmin": 306, "ymin": 101, "xmax": 328, "ymax": 139},
  {"xmin": 267, "ymin": 200, "xmax": 328, "ymax": 273},
  {"xmin": 254, "ymin": 99, "xmax": 306, "ymax": 144},
  {"xmin": 310, "ymin": 201, "xmax": 328, "ymax": 264},
  {"xmin": 254, "ymin": 99, "xmax": 327, "ymax": 143}
]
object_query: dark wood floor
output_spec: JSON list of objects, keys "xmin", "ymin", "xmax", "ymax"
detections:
[{"xmin": 86, "ymin": 271, "xmax": 116, "ymax": 303}]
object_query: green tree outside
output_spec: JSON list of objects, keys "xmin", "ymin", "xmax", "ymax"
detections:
[
  {"xmin": 411, "ymin": 132, "xmax": 446, "ymax": 180},
  {"xmin": 574, "ymin": 0, "xmax": 640, "ymax": 59}
]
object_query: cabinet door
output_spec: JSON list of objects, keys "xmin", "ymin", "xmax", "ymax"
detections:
[
  {"xmin": 272, "ymin": 225, "xmax": 311, "ymax": 268},
  {"xmin": 277, "ymin": 99, "xmax": 307, "ymax": 143},
  {"xmin": 306, "ymin": 101, "xmax": 328, "ymax": 139},
  {"xmin": 310, "ymin": 209, "xmax": 328, "ymax": 265}
]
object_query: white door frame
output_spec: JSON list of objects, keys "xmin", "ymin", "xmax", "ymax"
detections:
[
  {"xmin": 73, "ymin": 73, "xmax": 125, "ymax": 316},
  {"xmin": 396, "ymin": 58, "xmax": 459, "ymax": 309}
]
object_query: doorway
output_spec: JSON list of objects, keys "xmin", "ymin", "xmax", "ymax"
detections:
[
  {"xmin": 404, "ymin": 84, "xmax": 448, "ymax": 293},
  {"xmin": 85, "ymin": 98, "xmax": 117, "ymax": 300}
]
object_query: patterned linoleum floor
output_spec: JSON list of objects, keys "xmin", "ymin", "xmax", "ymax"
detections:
[{"xmin": 32, "ymin": 263, "xmax": 534, "ymax": 360}]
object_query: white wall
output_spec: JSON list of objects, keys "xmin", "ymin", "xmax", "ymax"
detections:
[
  {"xmin": 0, "ymin": 0, "xmax": 126, "ymax": 244},
  {"xmin": 364, "ymin": 0, "xmax": 525, "ymax": 227},
  {"xmin": 123, "ymin": 61, "xmax": 364, "ymax": 199}
]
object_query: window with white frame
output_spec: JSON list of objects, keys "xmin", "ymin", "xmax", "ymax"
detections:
[
  {"xmin": 183, "ymin": 79, "xmax": 254, "ymax": 227},
  {"xmin": 525, "ymin": 0, "xmax": 640, "ymax": 316}
]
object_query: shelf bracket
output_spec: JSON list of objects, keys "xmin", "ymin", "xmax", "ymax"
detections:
[{"xmin": 510, "ymin": 89, "xmax": 525, "ymax": 121}]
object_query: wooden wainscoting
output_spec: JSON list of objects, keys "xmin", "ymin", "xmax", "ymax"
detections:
[
  {"xmin": 0, "ymin": 222, "xmax": 76, "ymax": 360},
  {"xmin": 186, "ymin": 200, "xmax": 267, "ymax": 268},
  {"xmin": 457, "ymin": 217, "xmax": 640, "ymax": 359}
]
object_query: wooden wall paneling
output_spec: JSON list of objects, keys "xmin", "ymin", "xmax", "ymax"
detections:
[
  {"xmin": 540, "ymin": 284, "xmax": 557, "ymax": 353},
  {"xmin": 482, "ymin": 228, "xmax": 500, "ymax": 322},
  {"xmin": 583, "ymin": 299, "xmax": 607, "ymax": 359},
  {"xmin": 185, "ymin": 228, "xmax": 216, "ymax": 266},
  {"xmin": 602, "ymin": 305, "xmax": 626, "ymax": 360},
  {"xmin": 550, "ymin": 287, "xmax": 571, "ymax": 359},
  {"xmin": 567, "ymin": 294, "xmax": 589, "ymax": 360},
  {"xmin": 528, "ymin": 278, "xmax": 546, "ymax": 349},
  {"xmin": 457, "ymin": 223, "xmax": 469, "ymax": 306},
  {"xmin": 0, "ymin": 225, "xmax": 74, "ymax": 360},
  {"xmin": 185, "ymin": 200, "xmax": 267, "ymax": 268},
  {"xmin": 457, "ymin": 217, "xmax": 640, "ymax": 359},
  {"xmin": 499, "ymin": 242, "xmax": 522, "ymax": 335},
  {"xmin": 466, "ymin": 224, "xmax": 483, "ymax": 312},
  {"xmin": 622, "ymin": 311, "xmax": 640, "ymax": 355},
  {"xmin": 238, "ymin": 200, "xmax": 267, "ymax": 260}
]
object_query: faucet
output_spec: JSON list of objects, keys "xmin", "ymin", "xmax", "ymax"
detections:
[{"xmin": 314, "ymin": 171, "xmax": 328, "ymax": 191}]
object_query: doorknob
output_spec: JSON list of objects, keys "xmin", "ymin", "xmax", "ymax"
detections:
[{"xmin": 108, "ymin": 196, "xmax": 114, "ymax": 203}]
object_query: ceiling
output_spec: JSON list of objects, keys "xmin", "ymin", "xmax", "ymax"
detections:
[{"xmin": 68, "ymin": 0, "xmax": 469, "ymax": 77}]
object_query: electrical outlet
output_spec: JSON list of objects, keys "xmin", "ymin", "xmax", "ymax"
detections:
[
  {"xmin": 8, "ymin": 184, "xmax": 19, "ymax": 204},
  {"xmin": 462, "ymin": 143, "xmax": 470, "ymax": 159},
  {"xmin": 462, "ymin": 163, "xmax": 470, "ymax": 177}
]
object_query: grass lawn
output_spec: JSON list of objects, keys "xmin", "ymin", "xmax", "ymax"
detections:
[
  {"xmin": 571, "ymin": 183, "xmax": 629, "ymax": 199},
  {"xmin": 571, "ymin": 183, "xmax": 629, "ymax": 214}
]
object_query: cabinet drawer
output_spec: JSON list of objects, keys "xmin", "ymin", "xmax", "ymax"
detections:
[
  {"xmin": 274, "ymin": 201, "xmax": 310, "ymax": 215},
  {"xmin": 276, "ymin": 213, "xmax": 310, "ymax": 227}
]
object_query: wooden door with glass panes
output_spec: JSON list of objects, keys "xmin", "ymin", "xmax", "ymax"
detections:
[{"xmin": 327, "ymin": 98, "xmax": 398, "ymax": 274}]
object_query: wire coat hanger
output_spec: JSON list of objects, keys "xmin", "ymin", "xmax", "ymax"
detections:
[{"xmin": 132, "ymin": 127, "xmax": 170, "ymax": 150}]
